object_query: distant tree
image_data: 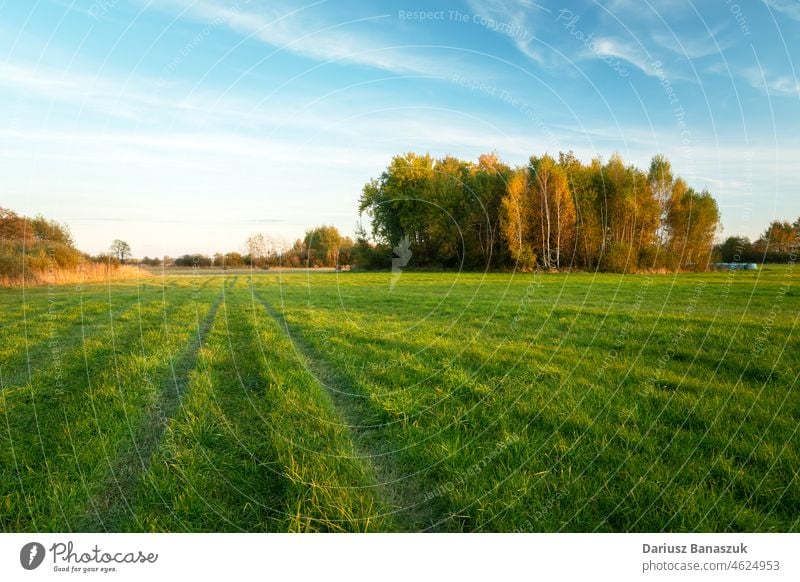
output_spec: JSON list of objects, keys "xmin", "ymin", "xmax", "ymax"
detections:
[
  {"xmin": 304, "ymin": 225, "xmax": 350, "ymax": 267},
  {"xmin": 32, "ymin": 215, "xmax": 74, "ymax": 246},
  {"xmin": 140, "ymin": 256, "xmax": 162, "ymax": 267},
  {"xmin": 338, "ymin": 237, "xmax": 354, "ymax": 266},
  {"xmin": 224, "ymin": 252, "xmax": 244, "ymax": 267},
  {"xmin": 0, "ymin": 207, "xmax": 27, "ymax": 240},
  {"xmin": 1, "ymin": 208, "xmax": 75, "ymax": 247},
  {"xmin": 352, "ymin": 221, "xmax": 391, "ymax": 269},
  {"xmin": 174, "ymin": 254, "xmax": 212, "ymax": 267},
  {"xmin": 110, "ymin": 239, "xmax": 132, "ymax": 263},
  {"xmin": 359, "ymin": 153, "xmax": 434, "ymax": 248},
  {"xmin": 717, "ymin": 236, "xmax": 753, "ymax": 263},
  {"xmin": 466, "ymin": 153, "xmax": 512, "ymax": 268},
  {"xmin": 246, "ymin": 233, "xmax": 268, "ymax": 267},
  {"xmin": 360, "ymin": 152, "xmax": 514, "ymax": 270},
  {"xmin": 755, "ymin": 220, "xmax": 797, "ymax": 254}
]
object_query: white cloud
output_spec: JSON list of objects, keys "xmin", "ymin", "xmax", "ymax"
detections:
[
  {"xmin": 741, "ymin": 66, "xmax": 800, "ymax": 96},
  {"xmin": 0, "ymin": 61, "xmax": 174, "ymax": 121},
  {"xmin": 0, "ymin": 62, "xmax": 82, "ymax": 92},
  {"xmin": 651, "ymin": 27, "xmax": 731, "ymax": 60},
  {"xmin": 603, "ymin": 0, "xmax": 692, "ymax": 17},
  {"xmin": 466, "ymin": 0, "xmax": 550, "ymax": 65},
  {"xmin": 589, "ymin": 37, "xmax": 659, "ymax": 76},
  {"xmin": 763, "ymin": 0, "xmax": 800, "ymax": 21},
  {"xmin": 152, "ymin": 0, "xmax": 452, "ymax": 76}
]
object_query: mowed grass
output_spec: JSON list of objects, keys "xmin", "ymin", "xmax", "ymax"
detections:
[{"xmin": 0, "ymin": 267, "xmax": 797, "ymax": 531}]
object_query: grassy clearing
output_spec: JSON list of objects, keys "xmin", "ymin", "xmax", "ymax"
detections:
[
  {"xmin": 0, "ymin": 267, "xmax": 797, "ymax": 531},
  {"xmin": 259, "ymin": 267, "xmax": 799, "ymax": 531}
]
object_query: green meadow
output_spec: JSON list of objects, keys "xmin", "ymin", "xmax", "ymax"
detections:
[{"xmin": 1, "ymin": 267, "xmax": 798, "ymax": 532}]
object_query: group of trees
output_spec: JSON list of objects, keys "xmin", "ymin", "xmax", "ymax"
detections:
[
  {"xmin": 0, "ymin": 208, "xmax": 138, "ymax": 283},
  {"xmin": 358, "ymin": 153, "xmax": 509, "ymax": 270},
  {"xmin": 7, "ymin": 158, "xmax": 794, "ymax": 281},
  {"xmin": 140, "ymin": 205, "xmax": 799, "ymax": 274},
  {"xmin": 0, "ymin": 207, "xmax": 84, "ymax": 278},
  {"xmin": 357, "ymin": 152, "xmax": 722, "ymax": 272},
  {"xmin": 717, "ymin": 218, "xmax": 800, "ymax": 263},
  {"xmin": 162, "ymin": 225, "xmax": 355, "ymax": 270}
]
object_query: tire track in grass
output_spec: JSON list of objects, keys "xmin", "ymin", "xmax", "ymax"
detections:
[
  {"xmin": 116, "ymin": 290, "xmax": 293, "ymax": 532},
  {"xmin": 76, "ymin": 290, "xmax": 224, "ymax": 531},
  {"xmin": 0, "ymin": 295, "xmax": 145, "ymax": 391},
  {"xmin": 0, "ymin": 295, "xmax": 146, "ymax": 530},
  {"xmin": 0, "ymin": 287, "xmax": 187, "ymax": 531},
  {"xmin": 254, "ymin": 291, "xmax": 441, "ymax": 532},
  {"xmin": 120, "ymin": 287, "xmax": 391, "ymax": 532},
  {"xmin": 1, "ymin": 281, "xmax": 218, "ymax": 530}
]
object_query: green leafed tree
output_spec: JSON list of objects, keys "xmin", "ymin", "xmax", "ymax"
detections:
[
  {"xmin": 303, "ymin": 225, "xmax": 352, "ymax": 267},
  {"xmin": 360, "ymin": 151, "xmax": 723, "ymax": 273},
  {"xmin": 109, "ymin": 239, "xmax": 132, "ymax": 263}
]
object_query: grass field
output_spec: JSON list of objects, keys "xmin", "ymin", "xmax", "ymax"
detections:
[{"xmin": 0, "ymin": 267, "xmax": 798, "ymax": 532}]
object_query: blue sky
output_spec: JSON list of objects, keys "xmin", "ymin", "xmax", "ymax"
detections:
[{"xmin": 1, "ymin": 0, "xmax": 799, "ymax": 257}]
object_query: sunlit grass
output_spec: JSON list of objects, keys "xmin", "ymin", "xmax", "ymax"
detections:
[{"xmin": 0, "ymin": 267, "xmax": 797, "ymax": 531}]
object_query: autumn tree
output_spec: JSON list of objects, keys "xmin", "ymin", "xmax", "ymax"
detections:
[
  {"xmin": 360, "ymin": 151, "xmax": 721, "ymax": 273},
  {"xmin": 597, "ymin": 154, "xmax": 660, "ymax": 272},
  {"xmin": 665, "ymin": 187, "xmax": 720, "ymax": 270},
  {"xmin": 501, "ymin": 168, "xmax": 536, "ymax": 270},
  {"xmin": 466, "ymin": 153, "xmax": 512, "ymax": 267},
  {"xmin": 529, "ymin": 154, "xmax": 575, "ymax": 269},
  {"xmin": 755, "ymin": 220, "xmax": 797, "ymax": 254},
  {"xmin": 225, "ymin": 252, "xmax": 244, "ymax": 267},
  {"xmin": 560, "ymin": 152, "xmax": 602, "ymax": 269},
  {"xmin": 648, "ymin": 154, "xmax": 673, "ymax": 248}
]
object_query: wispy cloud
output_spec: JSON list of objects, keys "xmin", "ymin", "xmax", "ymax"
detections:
[
  {"xmin": 0, "ymin": 62, "xmax": 81, "ymax": 92},
  {"xmin": 589, "ymin": 36, "xmax": 659, "ymax": 76},
  {"xmin": 603, "ymin": 0, "xmax": 690, "ymax": 17},
  {"xmin": 152, "ymin": 0, "xmax": 452, "ymax": 76},
  {"xmin": 741, "ymin": 66, "xmax": 800, "ymax": 96},
  {"xmin": 0, "ymin": 61, "xmax": 171, "ymax": 121},
  {"xmin": 763, "ymin": 0, "xmax": 800, "ymax": 21},
  {"xmin": 651, "ymin": 27, "xmax": 731, "ymax": 60},
  {"xmin": 466, "ymin": 0, "xmax": 550, "ymax": 65}
]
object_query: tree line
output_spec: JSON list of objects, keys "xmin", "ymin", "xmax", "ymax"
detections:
[
  {"xmin": 356, "ymin": 152, "xmax": 723, "ymax": 272},
  {"xmin": 716, "ymin": 218, "xmax": 800, "ymax": 264},
  {"xmin": 157, "ymin": 226, "xmax": 356, "ymax": 269},
  {"xmin": 5, "ymin": 158, "xmax": 797, "ymax": 280},
  {"xmin": 0, "ymin": 208, "xmax": 140, "ymax": 284},
  {"xmin": 0, "ymin": 207, "xmax": 90, "ymax": 279}
]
